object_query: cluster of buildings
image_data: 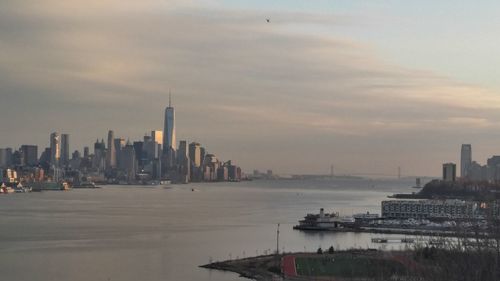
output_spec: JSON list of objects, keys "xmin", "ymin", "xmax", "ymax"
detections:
[
  {"xmin": 0, "ymin": 95, "xmax": 243, "ymax": 186},
  {"xmin": 382, "ymin": 199, "xmax": 478, "ymax": 219},
  {"xmin": 441, "ymin": 144, "xmax": 500, "ymax": 183}
]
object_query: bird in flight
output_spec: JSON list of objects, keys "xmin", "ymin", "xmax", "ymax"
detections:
[{"xmin": 266, "ymin": 18, "xmax": 270, "ymax": 23}]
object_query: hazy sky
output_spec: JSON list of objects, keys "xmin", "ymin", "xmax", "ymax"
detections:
[{"xmin": 2, "ymin": 0, "xmax": 500, "ymax": 176}]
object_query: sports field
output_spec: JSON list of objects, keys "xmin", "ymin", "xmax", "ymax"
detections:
[{"xmin": 295, "ymin": 254, "xmax": 407, "ymax": 278}]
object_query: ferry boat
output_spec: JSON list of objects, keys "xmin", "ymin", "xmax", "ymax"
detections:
[{"xmin": 293, "ymin": 208, "xmax": 354, "ymax": 230}]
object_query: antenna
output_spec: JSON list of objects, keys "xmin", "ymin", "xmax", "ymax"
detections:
[{"xmin": 169, "ymin": 89, "xmax": 172, "ymax": 107}]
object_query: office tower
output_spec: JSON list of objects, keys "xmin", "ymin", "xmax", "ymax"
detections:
[
  {"xmin": 39, "ymin": 148, "xmax": 51, "ymax": 172},
  {"xmin": 11, "ymin": 150, "xmax": 23, "ymax": 166},
  {"xmin": 189, "ymin": 142, "xmax": 202, "ymax": 181},
  {"xmin": 83, "ymin": 147, "xmax": 90, "ymax": 158},
  {"xmin": 0, "ymin": 148, "xmax": 13, "ymax": 168},
  {"xmin": 50, "ymin": 132, "xmax": 60, "ymax": 167},
  {"xmin": 460, "ymin": 144, "xmax": 472, "ymax": 179},
  {"xmin": 177, "ymin": 140, "xmax": 190, "ymax": 183},
  {"xmin": 60, "ymin": 134, "xmax": 70, "ymax": 166},
  {"xmin": 144, "ymin": 135, "xmax": 160, "ymax": 161},
  {"xmin": 151, "ymin": 130, "xmax": 163, "ymax": 146},
  {"xmin": 106, "ymin": 130, "xmax": 116, "ymax": 168},
  {"xmin": 121, "ymin": 141, "xmax": 136, "ymax": 183},
  {"xmin": 163, "ymin": 93, "xmax": 176, "ymax": 171},
  {"xmin": 200, "ymin": 147, "xmax": 206, "ymax": 165},
  {"xmin": 443, "ymin": 163, "xmax": 456, "ymax": 182},
  {"xmin": 20, "ymin": 145, "xmax": 38, "ymax": 166},
  {"xmin": 93, "ymin": 139, "xmax": 106, "ymax": 171},
  {"xmin": 114, "ymin": 138, "xmax": 125, "ymax": 168},
  {"xmin": 133, "ymin": 141, "xmax": 145, "ymax": 168},
  {"xmin": 72, "ymin": 150, "xmax": 81, "ymax": 160},
  {"xmin": 189, "ymin": 142, "xmax": 201, "ymax": 168}
]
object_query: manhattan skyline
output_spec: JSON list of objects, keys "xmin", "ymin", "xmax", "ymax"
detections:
[{"xmin": 3, "ymin": 1, "xmax": 500, "ymax": 176}]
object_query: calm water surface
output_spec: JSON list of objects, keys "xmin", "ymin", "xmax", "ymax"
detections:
[{"xmin": 0, "ymin": 178, "xmax": 418, "ymax": 281}]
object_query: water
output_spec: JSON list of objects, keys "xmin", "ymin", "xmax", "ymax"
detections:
[{"xmin": 0, "ymin": 178, "xmax": 417, "ymax": 281}]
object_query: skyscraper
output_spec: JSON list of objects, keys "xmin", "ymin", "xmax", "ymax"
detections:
[
  {"xmin": 151, "ymin": 130, "xmax": 163, "ymax": 146},
  {"xmin": 20, "ymin": 145, "xmax": 38, "ymax": 166},
  {"xmin": 163, "ymin": 93, "xmax": 176, "ymax": 172},
  {"xmin": 106, "ymin": 130, "xmax": 116, "ymax": 168},
  {"xmin": 461, "ymin": 144, "xmax": 472, "ymax": 178},
  {"xmin": 0, "ymin": 148, "xmax": 13, "ymax": 168},
  {"xmin": 60, "ymin": 134, "xmax": 70, "ymax": 166},
  {"xmin": 50, "ymin": 132, "xmax": 60, "ymax": 167},
  {"xmin": 177, "ymin": 140, "xmax": 190, "ymax": 183}
]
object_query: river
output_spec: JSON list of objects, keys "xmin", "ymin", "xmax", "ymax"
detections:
[{"xmin": 0, "ymin": 177, "xmax": 419, "ymax": 280}]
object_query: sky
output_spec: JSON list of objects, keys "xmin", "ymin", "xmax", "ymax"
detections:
[{"xmin": 2, "ymin": 0, "xmax": 500, "ymax": 176}]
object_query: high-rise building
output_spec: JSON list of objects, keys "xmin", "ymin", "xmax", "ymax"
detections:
[
  {"xmin": 83, "ymin": 147, "xmax": 90, "ymax": 158},
  {"xmin": 443, "ymin": 163, "xmax": 457, "ymax": 182},
  {"xmin": 93, "ymin": 139, "xmax": 106, "ymax": 171},
  {"xmin": 60, "ymin": 134, "xmax": 70, "ymax": 166},
  {"xmin": 189, "ymin": 142, "xmax": 202, "ymax": 181},
  {"xmin": 50, "ymin": 132, "xmax": 60, "ymax": 167},
  {"xmin": 461, "ymin": 144, "xmax": 472, "ymax": 178},
  {"xmin": 177, "ymin": 140, "xmax": 190, "ymax": 183},
  {"xmin": 0, "ymin": 148, "xmax": 13, "ymax": 168},
  {"xmin": 114, "ymin": 138, "xmax": 125, "ymax": 168},
  {"xmin": 20, "ymin": 145, "xmax": 38, "ymax": 166},
  {"xmin": 163, "ymin": 93, "xmax": 176, "ymax": 171},
  {"xmin": 189, "ymin": 142, "xmax": 202, "ymax": 168},
  {"xmin": 151, "ymin": 130, "xmax": 163, "ymax": 146},
  {"xmin": 106, "ymin": 130, "xmax": 117, "ymax": 168},
  {"xmin": 121, "ymin": 141, "xmax": 136, "ymax": 183}
]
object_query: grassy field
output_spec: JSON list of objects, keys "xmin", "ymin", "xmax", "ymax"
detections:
[{"xmin": 295, "ymin": 253, "xmax": 407, "ymax": 278}]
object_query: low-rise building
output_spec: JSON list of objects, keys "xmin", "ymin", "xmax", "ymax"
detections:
[{"xmin": 382, "ymin": 199, "xmax": 477, "ymax": 219}]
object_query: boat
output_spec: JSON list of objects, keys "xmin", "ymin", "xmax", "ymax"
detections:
[{"xmin": 293, "ymin": 208, "xmax": 352, "ymax": 230}]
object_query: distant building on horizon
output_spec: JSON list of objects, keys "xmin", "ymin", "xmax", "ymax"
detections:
[
  {"xmin": 20, "ymin": 145, "xmax": 38, "ymax": 167},
  {"xmin": 60, "ymin": 134, "xmax": 70, "ymax": 167},
  {"xmin": 163, "ymin": 93, "xmax": 176, "ymax": 174},
  {"xmin": 107, "ymin": 130, "xmax": 117, "ymax": 169},
  {"xmin": 443, "ymin": 163, "xmax": 456, "ymax": 182},
  {"xmin": 49, "ymin": 132, "xmax": 60, "ymax": 167},
  {"xmin": 461, "ymin": 144, "xmax": 472, "ymax": 178}
]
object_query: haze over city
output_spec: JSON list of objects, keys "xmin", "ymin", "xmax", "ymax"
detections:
[{"xmin": 3, "ymin": 0, "xmax": 500, "ymax": 176}]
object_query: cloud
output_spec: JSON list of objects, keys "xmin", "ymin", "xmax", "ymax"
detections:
[{"xmin": 1, "ymin": 0, "xmax": 500, "ymax": 175}]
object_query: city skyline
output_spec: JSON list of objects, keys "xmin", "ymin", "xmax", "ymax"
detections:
[{"xmin": 4, "ymin": 1, "xmax": 500, "ymax": 176}]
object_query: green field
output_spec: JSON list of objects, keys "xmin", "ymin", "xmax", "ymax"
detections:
[{"xmin": 295, "ymin": 254, "xmax": 407, "ymax": 278}]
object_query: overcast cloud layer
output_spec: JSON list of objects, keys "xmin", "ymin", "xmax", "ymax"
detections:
[{"xmin": 2, "ymin": 0, "xmax": 500, "ymax": 176}]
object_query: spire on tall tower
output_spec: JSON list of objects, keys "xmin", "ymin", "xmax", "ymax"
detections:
[{"xmin": 169, "ymin": 89, "xmax": 172, "ymax": 107}]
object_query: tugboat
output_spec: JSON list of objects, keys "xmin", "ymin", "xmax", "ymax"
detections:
[{"xmin": 293, "ymin": 208, "xmax": 353, "ymax": 230}]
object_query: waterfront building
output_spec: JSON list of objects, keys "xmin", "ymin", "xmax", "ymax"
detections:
[
  {"xmin": 106, "ymin": 130, "xmax": 117, "ymax": 169},
  {"xmin": 60, "ymin": 134, "xmax": 70, "ymax": 167},
  {"xmin": 20, "ymin": 145, "xmax": 38, "ymax": 166},
  {"xmin": 382, "ymin": 199, "xmax": 477, "ymax": 219},
  {"xmin": 163, "ymin": 93, "xmax": 177, "ymax": 173},
  {"xmin": 461, "ymin": 144, "xmax": 472, "ymax": 178},
  {"xmin": 442, "ymin": 163, "xmax": 456, "ymax": 182},
  {"xmin": 49, "ymin": 132, "xmax": 60, "ymax": 167}
]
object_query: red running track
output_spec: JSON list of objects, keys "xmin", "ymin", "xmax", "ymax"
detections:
[{"xmin": 281, "ymin": 255, "xmax": 297, "ymax": 277}]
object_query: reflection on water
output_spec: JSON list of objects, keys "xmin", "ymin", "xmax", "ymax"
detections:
[{"xmin": 0, "ymin": 178, "xmax": 418, "ymax": 281}]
